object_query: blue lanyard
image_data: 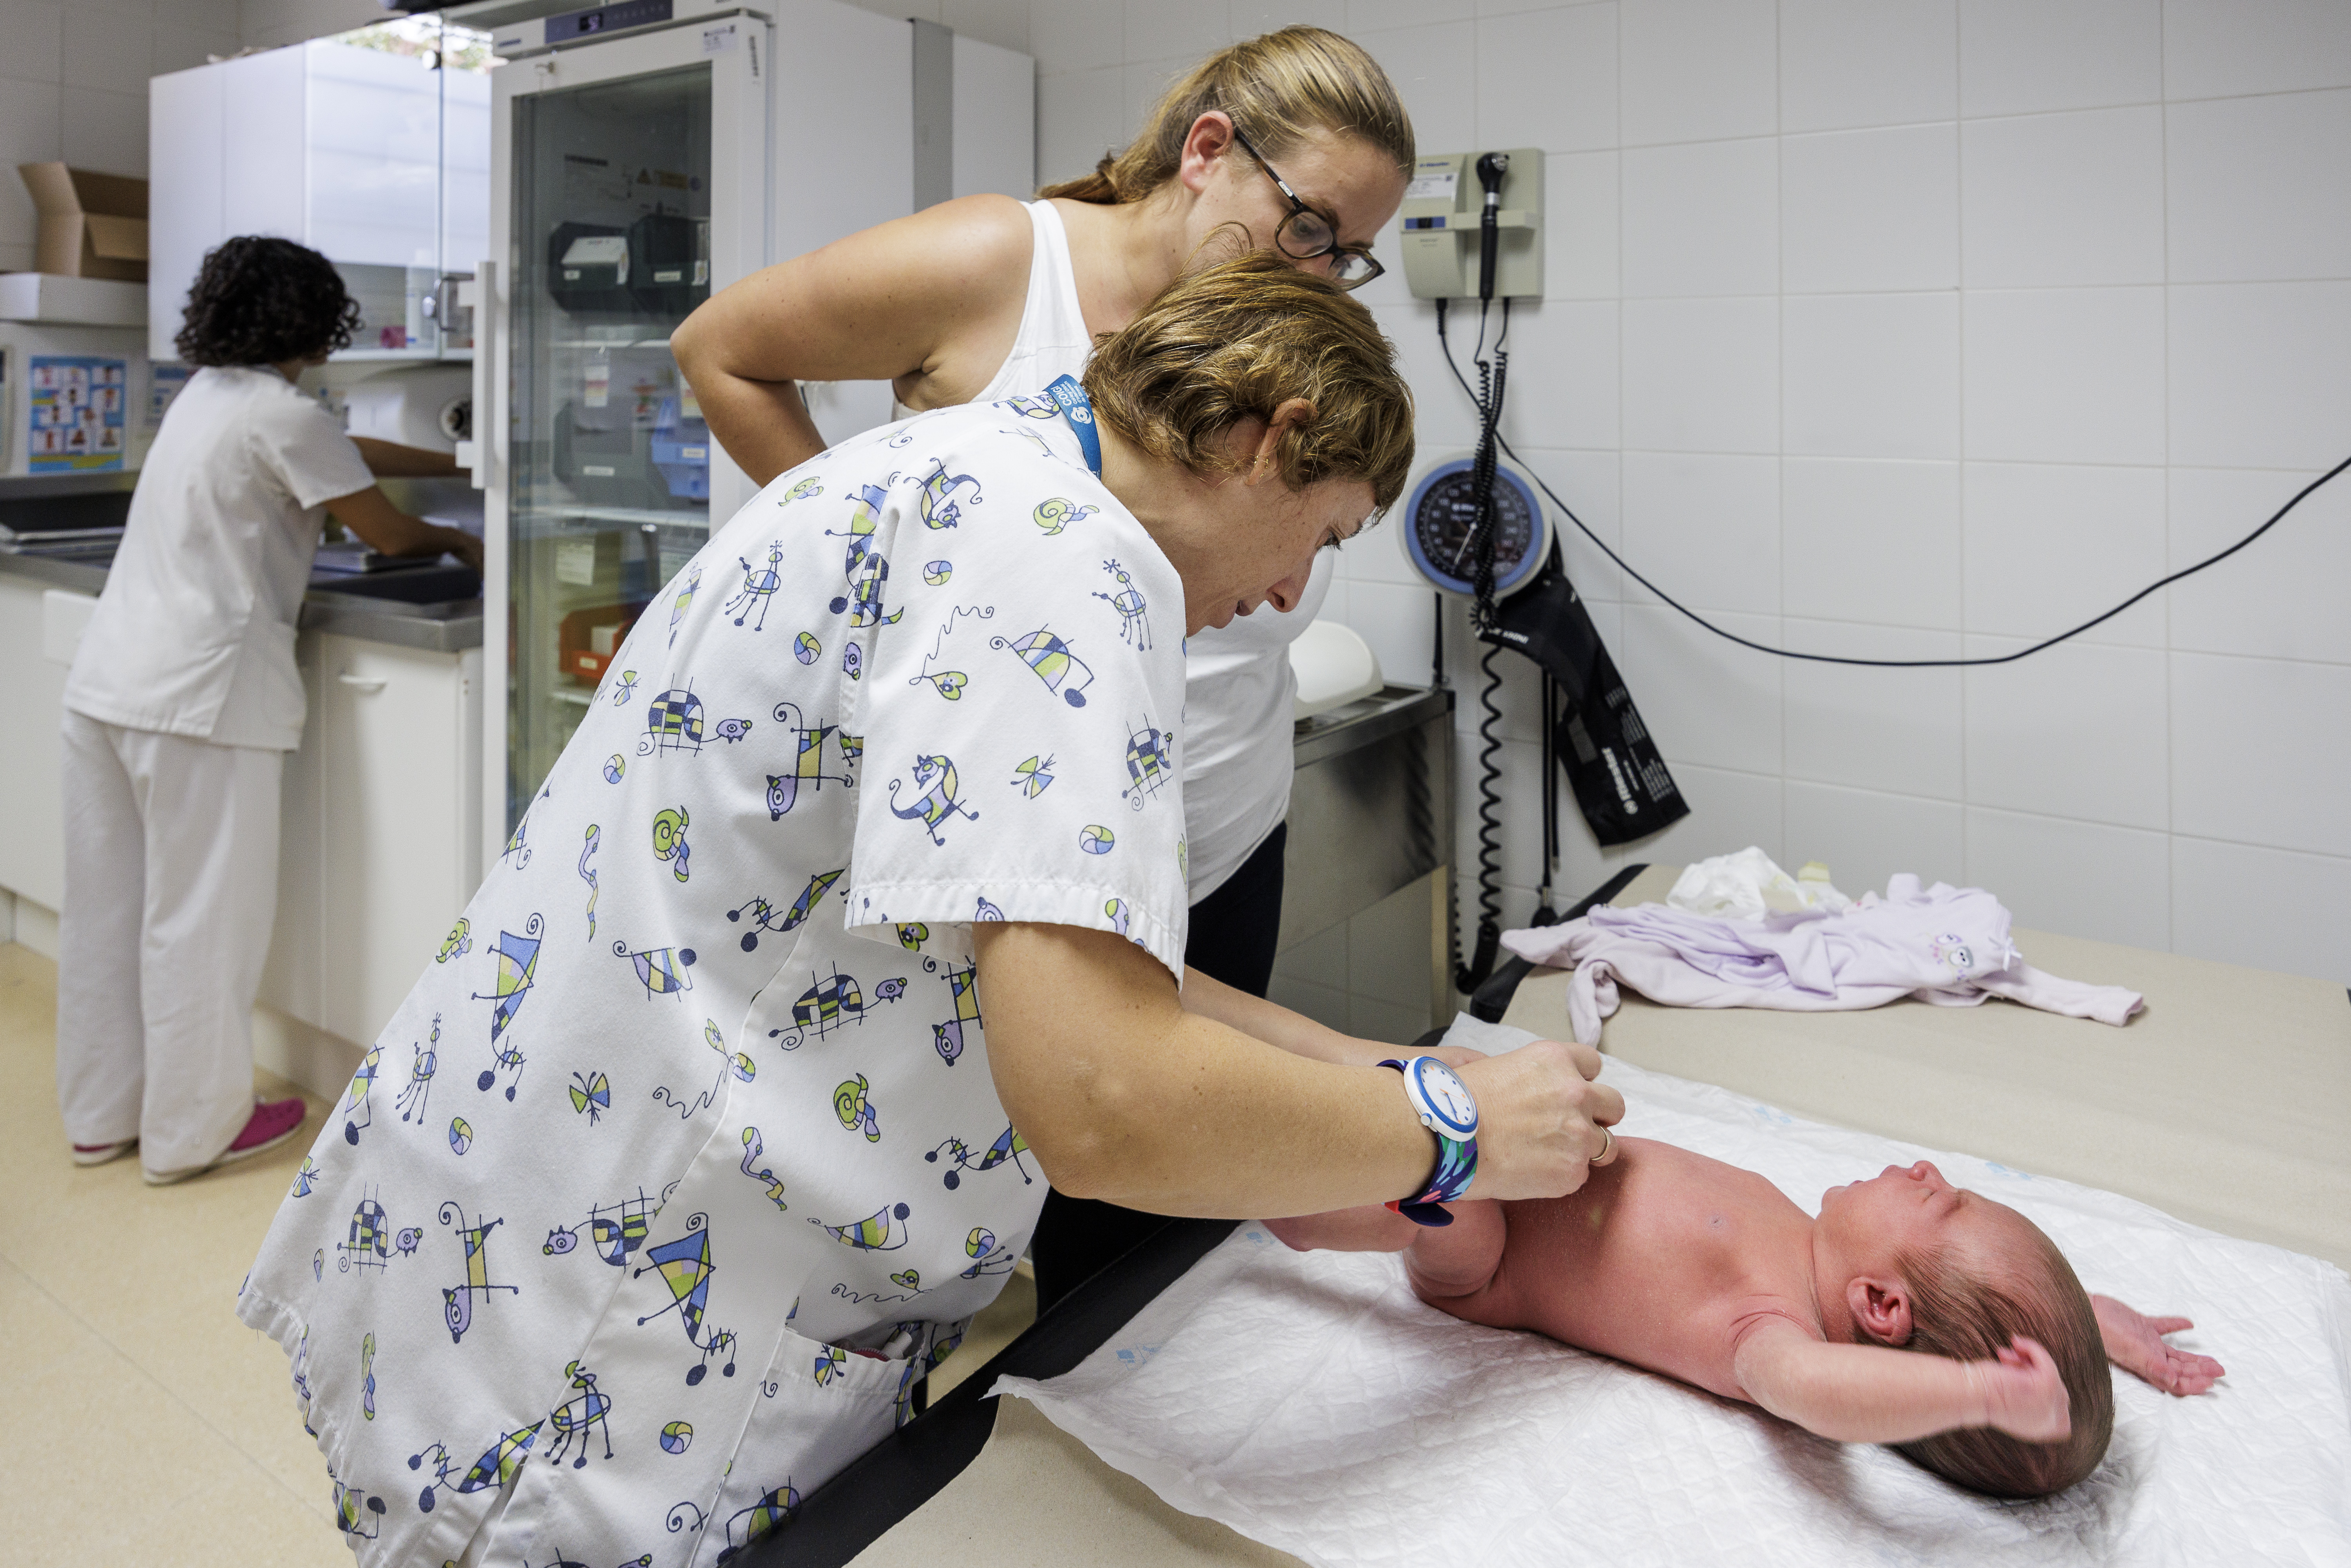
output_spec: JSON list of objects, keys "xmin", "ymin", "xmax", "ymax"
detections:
[{"xmin": 1046, "ymin": 374, "xmax": 1101, "ymax": 477}]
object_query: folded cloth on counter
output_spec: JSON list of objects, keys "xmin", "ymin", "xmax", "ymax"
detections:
[
  {"xmin": 1667, "ymin": 845, "xmax": 1853, "ymax": 920},
  {"xmin": 993, "ymin": 1018, "xmax": 2351, "ymax": 1568},
  {"xmin": 1501, "ymin": 873, "xmax": 2144, "ymax": 1046}
]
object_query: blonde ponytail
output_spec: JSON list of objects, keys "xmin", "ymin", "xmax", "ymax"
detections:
[{"xmin": 1038, "ymin": 27, "xmax": 1415, "ymax": 205}]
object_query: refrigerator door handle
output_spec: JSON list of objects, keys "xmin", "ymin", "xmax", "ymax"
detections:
[{"xmin": 465, "ymin": 260, "xmax": 498, "ymax": 492}]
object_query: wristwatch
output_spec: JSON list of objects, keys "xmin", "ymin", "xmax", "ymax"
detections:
[{"xmin": 1379, "ymin": 1056, "xmax": 1480, "ymax": 1227}]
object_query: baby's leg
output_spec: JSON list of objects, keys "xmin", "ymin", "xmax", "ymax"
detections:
[
  {"xmin": 1264, "ymin": 1202, "xmax": 1511, "ymax": 1307},
  {"xmin": 1400, "ymin": 1200, "xmax": 1508, "ymax": 1305},
  {"xmin": 1262, "ymin": 1206, "xmax": 1422, "ymax": 1253}
]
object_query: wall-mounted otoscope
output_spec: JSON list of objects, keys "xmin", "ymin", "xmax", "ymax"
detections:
[
  {"xmin": 1399, "ymin": 147, "xmax": 1545, "ymax": 301},
  {"xmin": 1476, "ymin": 150, "xmax": 1509, "ymax": 301}
]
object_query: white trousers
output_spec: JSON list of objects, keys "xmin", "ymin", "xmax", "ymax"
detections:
[{"xmin": 56, "ymin": 710, "xmax": 284, "ymax": 1173}]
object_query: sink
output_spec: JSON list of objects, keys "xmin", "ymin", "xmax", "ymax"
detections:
[{"xmin": 308, "ymin": 565, "xmax": 481, "ymax": 607}]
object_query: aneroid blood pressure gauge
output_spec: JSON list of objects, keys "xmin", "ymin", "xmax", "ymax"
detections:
[{"xmin": 1401, "ymin": 452, "xmax": 1553, "ymax": 599}]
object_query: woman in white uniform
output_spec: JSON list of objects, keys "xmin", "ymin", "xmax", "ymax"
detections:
[
  {"xmin": 672, "ymin": 25, "xmax": 1414, "ymax": 1304},
  {"xmin": 58, "ymin": 237, "xmax": 483, "ymax": 1184},
  {"xmin": 241, "ymin": 258, "xmax": 1621, "ymax": 1568}
]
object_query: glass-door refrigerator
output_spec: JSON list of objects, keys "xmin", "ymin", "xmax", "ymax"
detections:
[
  {"xmin": 472, "ymin": 0, "xmax": 1029, "ymax": 862},
  {"xmin": 493, "ymin": 31, "xmax": 748, "ymax": 835},
  {"xmin": 477, "ymin": 8, "xmax": 789, "ymax": 846}
]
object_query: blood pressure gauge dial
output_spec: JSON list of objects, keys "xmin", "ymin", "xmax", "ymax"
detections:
[{"xmin": 1401, "ymin": 453, "xmax": 1553, "ymax": 599}]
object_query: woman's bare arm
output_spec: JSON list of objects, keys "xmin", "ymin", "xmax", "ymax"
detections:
[
  {"xmin": 976, "ymin": 922, "xmax": 1621, "ymax": 1219},
  {"xmin": 351, "ymin": 436, "xmax": 460, "ymax": 477},
  {"xmin": 324, "ymin": 486, "xmax": 483, "ymax": 573},
  {"xmin": 1179, "ymin": 965, "xmax": 1386, "ymax": 1066},
  {"xmin": 671, "ymin": 194, "xmax": 1035, "ymax": 486}
]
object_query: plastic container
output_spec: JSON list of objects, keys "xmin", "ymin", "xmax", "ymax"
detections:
[{"xmin": 649, "ymin": 394, "xmax": 710, "ymax": 503}]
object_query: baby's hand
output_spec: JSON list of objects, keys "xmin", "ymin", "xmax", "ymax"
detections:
[
  {"xmin": 1972, "ymin": 1336, "xmax": 2071, "ymax": 1443},
  {"xmin": 2092, "ymin": 1294, "xmax": 2225, "ymax": 1396}
]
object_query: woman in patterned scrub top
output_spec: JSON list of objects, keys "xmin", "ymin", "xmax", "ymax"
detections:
[{"xmin": 237, "ymin": 257, "xmax": 1625, "ymax": 1568}]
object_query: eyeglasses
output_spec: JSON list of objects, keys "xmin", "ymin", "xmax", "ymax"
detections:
[{"xmin": 1228, "ymin": 125, "xmax": 1384, "ymax": 291}]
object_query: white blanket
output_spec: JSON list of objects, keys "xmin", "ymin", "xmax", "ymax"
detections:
[{"xmin": 995, "ymin": 1021, "xmax": 2351, "ymax": 1567}]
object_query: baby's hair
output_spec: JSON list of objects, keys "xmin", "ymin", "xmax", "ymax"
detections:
[
  {"xmin": 1886, "ymin": 1218, "xmax": 2114, "ymax": 1497},
  {"xmin": 175, "ymin": 236, "xmax": 361, "ymax": 368}
]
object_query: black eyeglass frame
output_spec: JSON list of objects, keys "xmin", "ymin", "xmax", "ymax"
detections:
[{"xmin": 1227, "ymin": 124, "xmax": 1385, "ymax": 290}]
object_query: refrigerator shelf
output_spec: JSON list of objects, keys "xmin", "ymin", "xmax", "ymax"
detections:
[{"xmin": 520, "ymin": 503, "xmax": 708, "ymax": 531}]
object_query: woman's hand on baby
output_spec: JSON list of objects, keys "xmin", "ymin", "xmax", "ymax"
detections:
[
  {"xmin": 2091, "ymin": 1294, "xmax": 2225, "ymax": 1395},
  {"xmin": 1971, "ymin": 1336, "xmax": 2071, "ymax": 1442},
  {"xmin": 1456, "ymin": 1040, "xmax": 1624, "ymax": 1201}
]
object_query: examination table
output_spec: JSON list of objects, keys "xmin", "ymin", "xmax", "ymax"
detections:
[{"xmin": 755, "ymin": 864, "xmax": 2351, "ymax": 1567}]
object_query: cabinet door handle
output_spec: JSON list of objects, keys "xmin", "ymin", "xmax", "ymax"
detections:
[{"xmin": 338, "ymin": 673, "xmax": 388, "ymax": 693}]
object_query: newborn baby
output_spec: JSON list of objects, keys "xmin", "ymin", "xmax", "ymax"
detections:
[{"xmin": 1268, "ymin": 1142, "xmax": 2222, "ymax": 1497}]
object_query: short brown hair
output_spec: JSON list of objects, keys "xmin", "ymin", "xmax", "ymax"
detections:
[
  {"xmin": 1040, "ymin": 27, "xmax": 1415, "ymax": 205},
  {"xmin": 1082, "ymin": 251, "xmax": 1415, "ymax": 511},
  {"xmin": 1881, "ymin": 1221, "xmax": 2114, "ymax": 1497}
]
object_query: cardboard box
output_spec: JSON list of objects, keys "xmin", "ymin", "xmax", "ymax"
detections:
[{"xmin": 16, "ymin": 163, "xmax": 149, "ymax": 283}]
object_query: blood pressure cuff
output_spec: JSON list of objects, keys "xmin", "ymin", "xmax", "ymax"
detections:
[{"xmin": 1479, "ymin": 549, "xmax": 1690, "ymax": 846}]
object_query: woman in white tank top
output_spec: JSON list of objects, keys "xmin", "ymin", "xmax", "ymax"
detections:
[{"xmin": 674, "ymin": 27, "xmax": 1415, "ymax": 1302}]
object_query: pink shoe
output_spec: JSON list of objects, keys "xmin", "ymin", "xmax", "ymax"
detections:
[
  {"xmin": 71, "ymin": 1138, "xmax": 137, "ymax": 1167},
  {"xmin": 143, "ymin": 1098, "xmax": 308, "ymax": 1186}
]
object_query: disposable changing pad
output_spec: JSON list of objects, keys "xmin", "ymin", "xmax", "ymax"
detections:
[{"xmin": 994, "ymin": 1023, "xmax": 2351, "ymax": 1567}]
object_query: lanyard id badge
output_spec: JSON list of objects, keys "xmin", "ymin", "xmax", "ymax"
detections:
[{"xmin": 1045, "ymin": 374, "xmax": 1102, "ymax": 477}]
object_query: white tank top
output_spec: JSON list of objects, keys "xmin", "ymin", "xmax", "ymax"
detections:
[{"xmin": 915, "ymin": 201, "xmax": 1330, "ymax": 903}]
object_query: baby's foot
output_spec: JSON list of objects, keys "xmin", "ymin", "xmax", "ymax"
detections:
[{"xmin": 2092, "ymin": 1294, "xmax": 2224, "ymax": 1395}]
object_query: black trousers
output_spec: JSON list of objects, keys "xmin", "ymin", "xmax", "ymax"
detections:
[{"xmin": 1027, "ymin": 821, "xmax": 1288, "ymax": 1313}]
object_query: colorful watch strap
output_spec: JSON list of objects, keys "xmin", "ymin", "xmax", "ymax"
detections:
[{"xmin": 1378, "ymin": 1057, "xmax": 1479, "ymax": 1228}]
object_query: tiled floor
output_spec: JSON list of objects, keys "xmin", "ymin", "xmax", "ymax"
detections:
[{"xmin": 0, "ymin": 941, "xmax": 1034, "ymax": 1567}]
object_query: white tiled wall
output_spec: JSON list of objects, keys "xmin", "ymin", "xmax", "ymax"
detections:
[
  {"xmin": 6, "ymin": 0, "xmax": 2338, "ymax": 985},
  {"xmin": 0, "ymin": 0, "xmax": 381, "ymax": 273},
  {"xmin": 0, "ymin": 0, "xmax": 998, "ymax": 275},
  {"xmin": 1036, "ymin": 0, "xmax": 2351, "ymax": 985}
]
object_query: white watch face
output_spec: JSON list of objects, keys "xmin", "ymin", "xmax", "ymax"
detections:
[{"xmin": 1413, "ymin": 1058, "xmax": 1478, "ymax": 1136}]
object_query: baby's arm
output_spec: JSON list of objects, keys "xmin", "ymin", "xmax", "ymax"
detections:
[
  {"xmin": 1262, "ymin": 1200, "xmax": 1511, "ymax": 1305},
  {"xmin": 1730, "ymin": 1318, "xmax": 2070, "ymax": 1445},
  {"xmin": 2092, "ymin": 1295, "xmax": 2225, "ymax": 1395}
]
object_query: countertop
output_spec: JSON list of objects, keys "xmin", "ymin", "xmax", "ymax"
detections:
[
  {"xmin": 0, "ymin": 547, "xmax": 485, "ymax": 654},
  {"xmin": 1290, "ymin": 682, "xmax": 1451, "ymax": 763}
]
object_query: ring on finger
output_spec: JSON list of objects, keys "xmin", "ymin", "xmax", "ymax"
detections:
[{"xmin": 1594, "ymin": 1125, "xmax": 1616, "ymax": 1165}]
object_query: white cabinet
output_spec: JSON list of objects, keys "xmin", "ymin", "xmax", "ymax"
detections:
[
  {"xmin": 0, "ymin": 575, "xmax": 72, "ymax": 912},
  {"xmin": 148, "ymin": 38, "xmax": 492, "ymax": 364},
  {"xmin": 315, "ymin": 634, "xmax": 482, "ymax": 1044},
  {"xmin": 270, "ymin": 632, "xmax": 483, "ymax": 1049}
]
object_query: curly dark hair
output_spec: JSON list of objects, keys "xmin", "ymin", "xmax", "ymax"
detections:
[{"xmin": 174, "ymin": 236, "xmax": 362, "ymax": 367}]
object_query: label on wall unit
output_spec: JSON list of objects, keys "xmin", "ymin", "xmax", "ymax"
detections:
[{"xmin": 29, "ymin": 357, "xmax": 126, "ymax": 473}]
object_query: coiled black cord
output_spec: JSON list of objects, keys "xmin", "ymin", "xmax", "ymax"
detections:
[
  {"xmin": 1449, "ymin": 297, "xmax": 1514, "ymax": 992},
  {"xmin": 1431, "ymin": 315, "xmax": 2351, "ymax": 669}
]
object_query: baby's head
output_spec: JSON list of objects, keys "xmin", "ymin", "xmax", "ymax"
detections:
[{"xmin": 1816, "ymin": 1161, "xmax": 2113, "ymax": 1497}]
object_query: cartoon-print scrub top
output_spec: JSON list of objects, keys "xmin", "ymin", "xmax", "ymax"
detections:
[{"xmin": 238, "ymin": 392, "xmax": 1190, "ymax": 1568}]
